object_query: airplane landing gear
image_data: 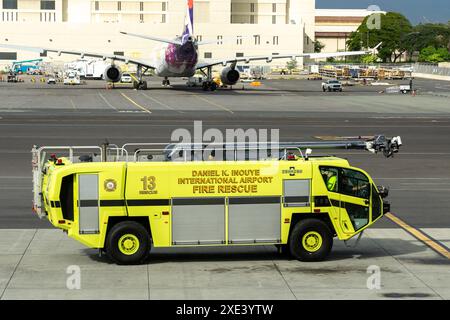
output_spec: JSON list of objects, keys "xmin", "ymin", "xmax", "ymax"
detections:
[
  {"xmin": 202, "ymin": 81, "xmax": 217, "ymax": 91},
  {"xmin": 134, "ymin": 64, "xmax": 149, "ymax": 90},
  {"xmin": 200, "ymin": 66, "xmax": 217, "ymax": 91},
  {"xmin": 133, "ymin": 80, "xmax": 147, "ymax": 90},
  {"xmin": 162, "ymin": 78, "xmax": 170, "ymax": 86}
]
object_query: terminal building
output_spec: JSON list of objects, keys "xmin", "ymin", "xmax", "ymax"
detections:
[
  {"xmin": 0, "ymin": 0, "xmax": 379, "ymax": 70},
  {"xmin": 315, "ymin": 8, "xmax": 386, "ymax": 55}
]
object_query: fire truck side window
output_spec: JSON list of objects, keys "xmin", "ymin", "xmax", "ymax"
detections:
[
  {"xmin": 339, "ymin": 168, "xmax": 370, "ymax": 199},
  {"xmin": 320, "ymin": 167, "xmax": 339, "ymax": 192}
]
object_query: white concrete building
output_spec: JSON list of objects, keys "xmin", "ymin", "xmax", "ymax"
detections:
[
  {"xmin": 0, "ymin": 0, "xmax": 316, "ymax": 69},
  {"xmin": 315, "ymin": 8, "xmax": 386, "ymax": 54}
]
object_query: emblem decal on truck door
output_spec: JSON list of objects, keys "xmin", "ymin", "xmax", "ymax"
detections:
[{"xmin": 104, "ymin": 179, "xmax": 117, "ymax": 192}]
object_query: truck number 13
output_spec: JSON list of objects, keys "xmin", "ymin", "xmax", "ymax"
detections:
[{"xmin": 140, "ymin": 176, "xmax": 156, "ymax": 191}]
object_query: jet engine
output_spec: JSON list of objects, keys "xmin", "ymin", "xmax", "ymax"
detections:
[
  {"xmin": 103, "ymin": 65, "xmax": 122, "ymax": 82},
  {"xmin": 220, "ymin": 67, "xmax": 240, "ymax": 86}
]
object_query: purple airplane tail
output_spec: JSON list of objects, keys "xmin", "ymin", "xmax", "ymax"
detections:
[{"xmin": 182, "ymin": 0, "xmax": 194, "ymax": 43}]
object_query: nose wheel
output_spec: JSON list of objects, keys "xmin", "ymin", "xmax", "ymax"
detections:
[{"xmin": 162, "ymin": 78, "xmax": 171, "ymax": 86}]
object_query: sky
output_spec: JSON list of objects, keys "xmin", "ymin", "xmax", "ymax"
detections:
[{"xmin": 316, "ymin": 0, "xmax": 450, "ymax": 25}]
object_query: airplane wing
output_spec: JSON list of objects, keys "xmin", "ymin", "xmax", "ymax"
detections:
[
  {"xmin": 0, "ymin": 44, "xmax": 156, "ymax": 69},
  {"xmin": 196, "ymin": 43, "xmax": 381, "ymax": 69},
  {"xmin": 120, "ymin": 31, "xmax": 183, "ymax": 46}
]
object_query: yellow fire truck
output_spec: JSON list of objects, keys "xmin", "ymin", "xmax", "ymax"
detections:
[{"xmin": 32, "ymin": 136, "xmax": 401, "ymax": 264}]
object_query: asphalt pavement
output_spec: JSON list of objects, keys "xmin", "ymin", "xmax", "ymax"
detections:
[{"xmin": 0, "ymin": 77, "xmax": 449, "ymax": 300}]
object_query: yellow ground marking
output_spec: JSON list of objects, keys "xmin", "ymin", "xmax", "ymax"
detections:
[
  {"xmin": 120, "ymin": 92, "xmax": 152, "ymax": 114},
  {"xmin": 192, "ymin": 94, "xmax": 234, "ymax": 114},
  {"xmin": 385, "ymin": 212, "xmax": 450, "ymax": 259}
]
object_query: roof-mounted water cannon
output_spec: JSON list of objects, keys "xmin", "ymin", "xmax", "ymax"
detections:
[{"xmin": 365, "ymin": 135, "xmax": 402, "ymax": 158}]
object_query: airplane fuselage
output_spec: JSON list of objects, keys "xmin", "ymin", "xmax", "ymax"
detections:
[{"xmin": 154, "ymin": 40, "xmax": 198, "ymax": 78}]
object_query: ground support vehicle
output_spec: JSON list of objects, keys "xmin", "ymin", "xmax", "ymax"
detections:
[
  {"xmin": 322, "ymin": 80, "xmax": 343, "ymax": 92},
  {"xmin": 32, "ymin": 136, "xmax": 402, "ymax": 264}
]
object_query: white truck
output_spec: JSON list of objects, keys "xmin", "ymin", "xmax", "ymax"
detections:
[
  {"xmin": 322, "ymin": 80, "xmax": 343, "ymax": 92},
  {"xmin": 65, "ymin": 59, "xmax": 108, "ymax": 80},
  {"xmin": 63, "ymin": 70, "xmax": 81, "ymax": 85}
]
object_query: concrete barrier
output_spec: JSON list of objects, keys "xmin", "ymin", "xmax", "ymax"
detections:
[{"xmin": 413, "ymin": 72, "xmax": 450, "ymax": 82}]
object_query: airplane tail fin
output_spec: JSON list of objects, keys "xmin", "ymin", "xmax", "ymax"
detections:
[{"xmin": 182, "ymin": 0, "xmax": 194, "ymax": 41}]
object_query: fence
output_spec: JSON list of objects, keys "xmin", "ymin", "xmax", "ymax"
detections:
[{"xmin": 413, "ymin": 63, "xmax": 450, "ymax": 77}]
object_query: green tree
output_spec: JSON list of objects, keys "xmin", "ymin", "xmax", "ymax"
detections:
[
  {"xmin": 408, "ymin": 23, "xmax": 450, "ymax": 61},
  {"xmin": 314, "ymin": 41, "xmax": 325, "ymax": 53},
  {"xmin": 419, "ymin": 46, "xmax": 450, "ymax": 62},
  {"xmin": 361, "ymin": 54, "xmax": 377, "ymax": 64},
  {"xmin": 286, "ymin": 59, "xmax": 297, "ymax": 72},
  {"xmin": 347, "ymin": 12, "xmax": 413, "ymax": 62}
]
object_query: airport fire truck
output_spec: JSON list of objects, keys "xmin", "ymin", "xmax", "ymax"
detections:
[{"xmin": 32, "ymin": 136, "xmax": 402, "ymax": 264}]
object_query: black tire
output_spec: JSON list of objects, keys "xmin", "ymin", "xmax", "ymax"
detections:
[
  {"xmin": 322, "ymin": 87, "xmax": 326, "ymax": 92},
  {"xmin": 210, "ymin": 82, "xmax": 217, "ymax": 91},
  {"xmin": 202, "ymin": 82, "xmax": 209, "ymax": 91},
  {"xmin": 328, "ymin": 87, "xmax": 331, "ymax": 92},
  {"xmin": 289, "ymin": 219, "xmax": 333, "ymax": 262},
  {"xmin": 140, "ymin": 81, "xmax": 147, "ymax": 90},
  {"xmin": 105, "ymin": 221, "xmax": 151, "ymax": 265},
  {"xmin": 133, "ymin": 81, "xmax": 139, "ymax": 89}
]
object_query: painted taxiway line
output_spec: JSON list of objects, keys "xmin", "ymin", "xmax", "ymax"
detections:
[
  {"xmin": 120, "ymin": 93, "xmax": 152, "ymax": 114},
  {"xmin": 385, "ymin": 212, "xmax": 450, "ymax": 259}
]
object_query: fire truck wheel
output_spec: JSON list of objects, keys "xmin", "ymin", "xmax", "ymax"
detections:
[
  {"xmin": 106, "ymin": 221, "xmax": 151, "ymax": 265},
  {"xmin": 289, "ymin": 219, "xmax": 333, "ymax": 262}
]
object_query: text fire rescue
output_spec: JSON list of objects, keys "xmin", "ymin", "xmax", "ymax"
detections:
[{"xmin": 179, "ymin": 169, "xmax": 274, "ymax": 194}]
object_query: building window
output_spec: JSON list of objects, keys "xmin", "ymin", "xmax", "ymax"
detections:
[
  {"xmin": 140, "ymin": 13, "xmax": 144, "ymax": 22},
  {"xmin": 236, "ymin": 52, "xmax": 244, "ymax": 57},
  {"xmin": 196, "ymin": 35, "xmax": 202, "ymax": 42},
  {"xmin": 95, "ymin": 1, "xmax": 99, "ymax": 11},
  {"xmin": 254, "ymin": 35, "xmax": 260, "ymax": 45},
  {"xmin": 162, "ymin": 2, "xmax": 166, "ymax": 11},
  {"xmin": 272, "ymin": 3, "xmax": 276, "ymax": 12},
  {"xmin": 250, "ymin": 3, "xmax": 255, "ymax": 12},
  {"xmin": 114, "ymin": 51, "xmax": 124, "ymax": 56},
  {"xmin": 250, "ymin": 15, "xmax": 255, "ymax": 24},
  {"xmin": 236, "ymin": 36, "xmax": 242, "ymax": 45},
  {"xmin": 2, "ymin": 0, "xmax": 17, "ymax": 9},
  {"xmin": 272, "ymin": 15, "xmax": 276, "ymax": 24},
  {"xmin": 204, "ymin": 52, "xmax": 212, "ymax": 58},
  {"xmin": 161, "ymin": 14, "xmax": 166, "ymax": 23},
  {"xmin": 41, "ymin": 0, "xmax": 55, "ymax": 10},
  {"xmin": 117, "ymin": 1, "xmax": 121, "ymax": 11},
  {"xmin": 140, "ymin": 2, "xmax": 144, "ymax": 11},
  {"xmin": 273, "ymin": 36, "xmax": 278, "ymax": 45},
  {"xmin": 0, "ymin": 52, "xmax": 17, "ymax": 60},
  {"xmin": 217, "ymin": 35, "xmax": 223, "ymax": 45},
  {"xmin": 272, "ymin": 53, "xmax": 279, "ymax": 55}
]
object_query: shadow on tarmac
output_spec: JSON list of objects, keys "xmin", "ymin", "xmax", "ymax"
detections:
[{"xmin": 84, "ymin": 238, "xmax": 438, "ymax": 265}]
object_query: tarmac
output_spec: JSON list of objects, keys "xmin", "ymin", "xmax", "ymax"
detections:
[
  {"xmin": 0, "ymin": 77, "xmax": 449, "ymax": 300},
  {"xmin": 0, "ymin": 228, "xmax": 448, "ymax": 300}
]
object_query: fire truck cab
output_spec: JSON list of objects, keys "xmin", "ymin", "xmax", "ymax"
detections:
[{"xmin": 32, "ymin": 137, "xmax": 400, "ymax": 264}]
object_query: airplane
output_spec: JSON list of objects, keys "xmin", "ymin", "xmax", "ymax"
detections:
[{"xmin": 0, "ymin": 0, "xmax": 381, "ymax": 91}]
